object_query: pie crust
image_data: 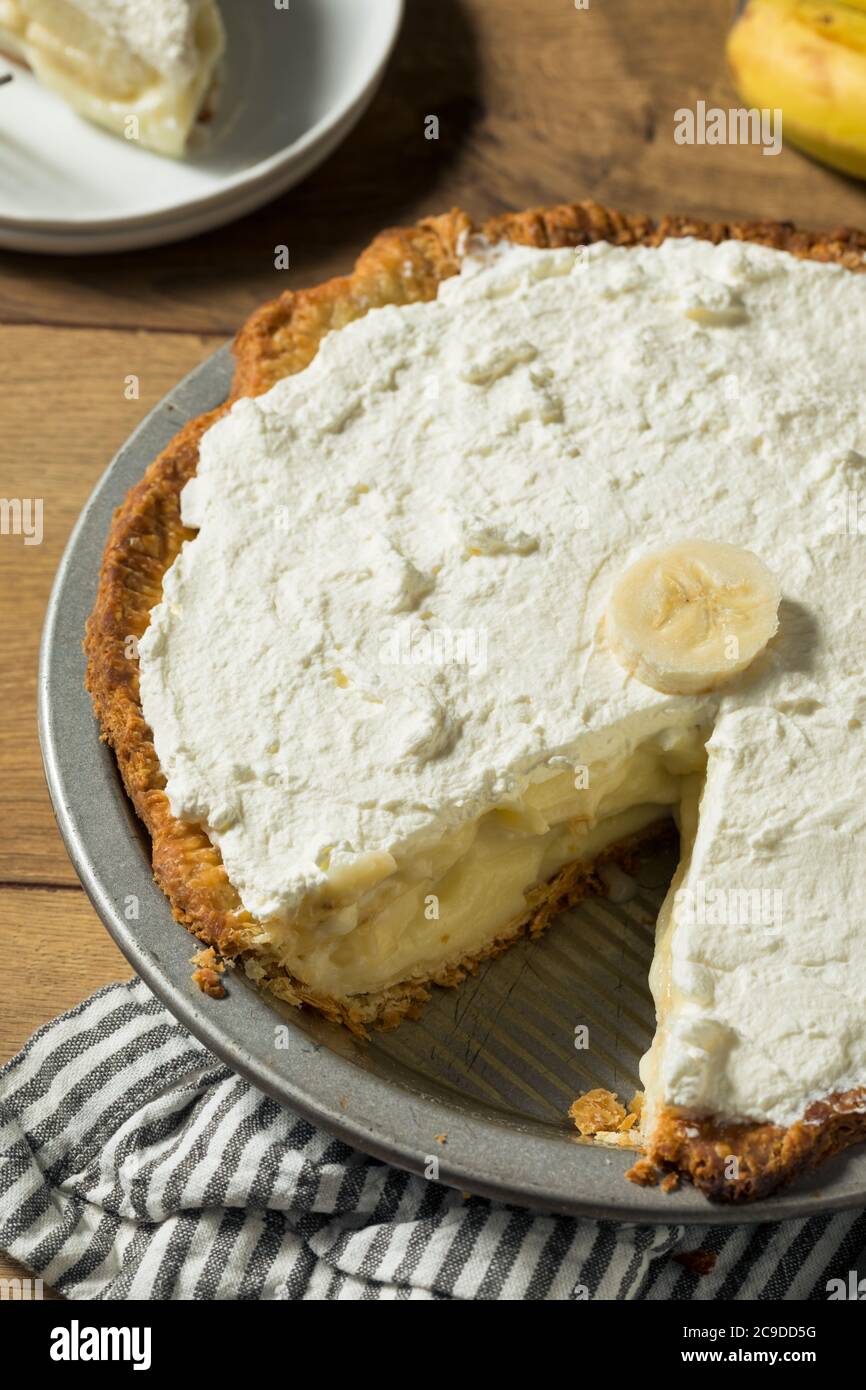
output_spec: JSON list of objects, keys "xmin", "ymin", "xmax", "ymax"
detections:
[{"xmin": 85, "ymin": 201, "xmax": 866, "ymax": 1201}]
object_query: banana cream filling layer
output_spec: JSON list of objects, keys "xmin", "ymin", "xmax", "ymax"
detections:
[
  {"xmin": 247, "ymin": 727, "xmax": 709, "ymax": 1000},
  {"xmin": 0, "ymin": 0, "xmax": 224, "ymax": 155}
]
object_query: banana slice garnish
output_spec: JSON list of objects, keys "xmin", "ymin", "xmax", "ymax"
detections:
[{"xmin": 605, "ymin": 540, "xmax": 781, "ymax": 696}]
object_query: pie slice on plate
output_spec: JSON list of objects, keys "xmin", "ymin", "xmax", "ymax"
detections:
[
  {"xmin": 85, "ymin": 201, "xmax": 866, "ymax": 1202},
  {"xmin": 0, "ymin": 0, "xmax": 225, "ymax": 155}
]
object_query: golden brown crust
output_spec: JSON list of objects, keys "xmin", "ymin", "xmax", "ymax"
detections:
[
  {"xmin": 85, "ymin": 199, "xmax": 866, "ymax": 1196},
  {"xmin": 190, "ymin": 946, "xmax": 226, "ymax": 999},
  {"xmin": 640, "ymin": 1090, "xmax": 866, "ymax": 1203},
  {"xmin": 672, "ymin": 1248, "xmax": 714, "ymax": 1274},
  {"xmin": 569, "ymin": 1090, "xmax": 628, "ymax": 1136}
]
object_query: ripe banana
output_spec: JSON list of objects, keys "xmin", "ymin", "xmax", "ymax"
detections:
[
  {"xmin": 605, "ymin": 541, "xmax": 781, "ymax": 697},
  {"xmin": 727, "ymin": 0, "xmax": 866, "ymax": 180}
]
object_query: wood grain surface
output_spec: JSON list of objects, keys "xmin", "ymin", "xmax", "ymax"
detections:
[{"xmin": 2, "ymin": 0, "xmax": 865, "ymax": 1298}]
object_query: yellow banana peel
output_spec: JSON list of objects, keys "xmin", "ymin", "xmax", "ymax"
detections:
[{"xmin": 728, "ymin": 0, "xmax": 866, "ymax": 179}]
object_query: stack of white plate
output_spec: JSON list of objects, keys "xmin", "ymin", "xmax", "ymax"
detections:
[{"xmin": 0, "ymin": 0, "xmax": 403, "ymax": 254}]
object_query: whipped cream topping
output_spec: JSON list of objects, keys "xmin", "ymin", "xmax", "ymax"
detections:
[
  {"xmin": 652, "ymin": 705, "xmax": 866, "ymax": 1127},
  {"xmin": 73, "ymin": 0, "xmax": 206, "ymax": 79},
  {"xmin": 3, "ymin": 0, "xmax": 208, "ymax": 78},
  {"xmin": 139, "ymin": 235, "xmax": 866, "ymax": 1126}
]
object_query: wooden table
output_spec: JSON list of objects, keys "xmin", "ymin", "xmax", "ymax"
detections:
[{"xmin": 2, "ymin": 0, "xmax": 865, "ymax": 1297}]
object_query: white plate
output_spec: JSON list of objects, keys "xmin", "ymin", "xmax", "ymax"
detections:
[
  {"xmin": 0, "ymin": 100, "xmax": 363, "ymax": 254},
  {"xmin": 0, "ymin": 0, "xmax": 403, "ymax": 253}
]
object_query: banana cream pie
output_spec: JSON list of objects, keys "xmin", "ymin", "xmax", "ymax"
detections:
[
  {"xmin": 0, "ymin": 0, "xmax": 224, "ymax": 155},
  {"xmin": 86, "ymin": 202, "xmax": 866, "ymax": 1202}
]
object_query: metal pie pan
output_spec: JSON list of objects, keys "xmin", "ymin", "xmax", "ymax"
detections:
[{"xmin": 38, "ymin": 344, "xmax": 866, "ymax": 1223}]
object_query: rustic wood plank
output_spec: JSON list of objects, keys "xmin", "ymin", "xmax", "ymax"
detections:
[
  {"xmin": 0, "ymin": 1255, "xmax": 64, "ymax": 1301},
  {"xmin": 0, "ymin": 885, "xmax": 132, "ymax": 1063},
  {"xmin": 0, "ymin": 0, "xmax": 864, "ymax": 336},
  {"xmin": 0, "ymin": 327, "xmax": 216, "ymax": 884},
  {"xmin": 0, "ymin": 885, "xmax": 132, "ymax": 1301}
]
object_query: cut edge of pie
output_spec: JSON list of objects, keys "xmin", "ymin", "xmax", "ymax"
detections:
[{"xmin": 84, "ymin": 200, "xmax": 866, "ymax": 1202}]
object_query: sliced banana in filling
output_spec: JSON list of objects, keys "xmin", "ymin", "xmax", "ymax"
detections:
[{"xmin": 605, "ymin": 540, "xmax": 781, "ymax": 696}]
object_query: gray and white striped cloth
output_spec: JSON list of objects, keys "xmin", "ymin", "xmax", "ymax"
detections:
[{"xmin": 1, "ymin": 978, "xmax": 863, "ymax": 1300}]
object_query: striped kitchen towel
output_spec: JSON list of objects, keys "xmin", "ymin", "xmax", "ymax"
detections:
[{"xmin": 1, "ymin": 977, "xmax": 863, "ymax": 1301}]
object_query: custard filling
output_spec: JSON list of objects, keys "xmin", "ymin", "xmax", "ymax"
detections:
[{"xmin": 251, "ymin": 726, "xmax": 710, "ymax": 1000}]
